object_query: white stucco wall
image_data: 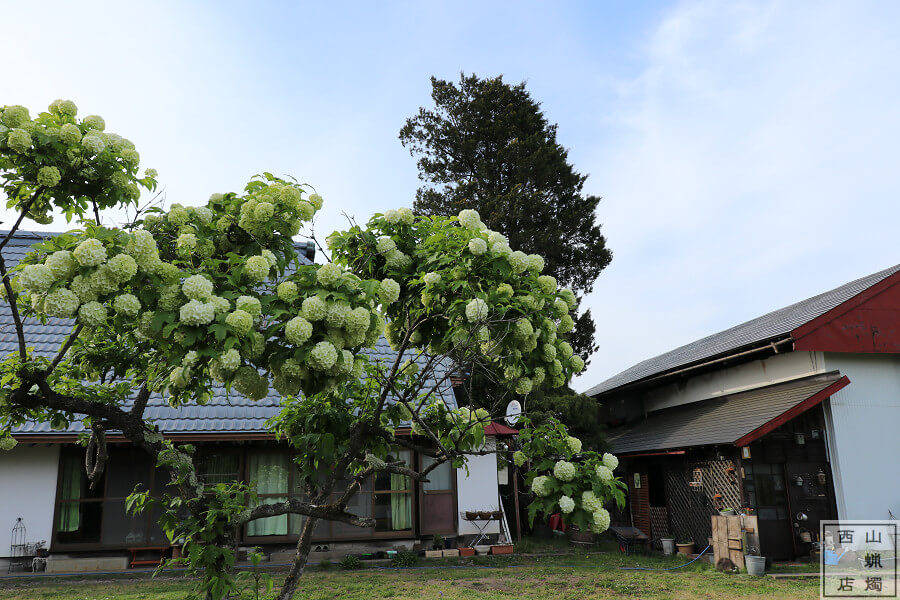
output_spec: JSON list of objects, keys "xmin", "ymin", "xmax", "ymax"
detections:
[
  {"xmin": 644, "ymin": 351, "xmax": 825, "ymax": 413},
  {"xmin": 455, "ymin": 438, "xmax": 501, "ymax": 536},
  {"xmin": 0, "ymin": 445, "xmax": 59, "ymax": 557},
  {"xmin": 644, "ymin": 352, "xmax": 826, "ymax": 412},
  {"xmin": 822, "ymin": 353, "xmax": 900, "ymax": 520}
]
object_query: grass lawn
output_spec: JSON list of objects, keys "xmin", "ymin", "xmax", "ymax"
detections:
[{"xmin": 0, "ymin": 545, "xmax": 820, "ymax": 600}]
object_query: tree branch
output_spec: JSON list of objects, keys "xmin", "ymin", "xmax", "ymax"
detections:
[
  {"xmin": 48, "ymin": 325, "xmax": 83, "ymax": 372},
  {"xmin": 235, "ymin": 498, "xmax": 374, "ymax": 528}
]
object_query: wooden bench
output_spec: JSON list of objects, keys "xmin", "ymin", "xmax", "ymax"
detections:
[{"xmin": 128, "ymin": 546, "xmax": 170, "ymax": 568}]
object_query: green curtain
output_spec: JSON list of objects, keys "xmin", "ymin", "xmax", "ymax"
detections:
[
  {"xmin": 389, "ymin": 473, "xmax": 411, "ymax": 530},
  {"xmin": 57, "ymin": 453, "xmax": 82, "ymax": 532},
  {"xmin": 247, "ymin": 453, "xmax": 288, "ymax": 537},
  {"xmin": 201, "ymin": 454, "xmax": 239, "ymax": 484}
]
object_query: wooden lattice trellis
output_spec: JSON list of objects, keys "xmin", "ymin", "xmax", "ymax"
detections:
[{"xmin": 663, "ymin": 455, "xmax": 742, "ymax": 546}]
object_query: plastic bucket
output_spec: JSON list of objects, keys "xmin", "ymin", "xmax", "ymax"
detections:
[
  {"xmin": 745, "ymin": 555, "xmax": 766, "ymax": 576},
  {"xmin": 661, "ymin": 538, "xmax": 675, "ymax": 555}
]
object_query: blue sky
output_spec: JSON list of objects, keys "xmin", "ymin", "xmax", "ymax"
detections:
[{"xmin": 4, "ymin": 1, "xmax": 900, "ymax": 393}]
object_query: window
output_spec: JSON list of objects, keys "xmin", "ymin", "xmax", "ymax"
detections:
[
  {"xmin": 421, "ymin": 456, "xmax": 452, "ymax": 491},
  {"xmin": 247, "ymin": 452, "xmax": 290, "ymax": 537},
  {"xmin": 54, "ymin": 447, "xmax": 166, "ymax": 547},
  {"xmin": 373, "ymin": 450, "xmax": 412, "ymax": 532},
  {"xmin": 745, "ymin": 462, "xmax": 788, "ymax": 520},
  {"xmin": 198, "ymin": 453, "xmax": 241, "ymax": 485}
]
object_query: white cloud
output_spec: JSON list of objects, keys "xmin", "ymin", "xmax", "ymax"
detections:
[{"xmin": 575, "ymin": 0, "xmax": 900, "ymax": 392}]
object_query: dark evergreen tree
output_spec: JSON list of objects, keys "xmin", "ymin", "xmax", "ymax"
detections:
[{"xmin": 400, "ymin": 73, "xmax": 611, "ymax": 362}]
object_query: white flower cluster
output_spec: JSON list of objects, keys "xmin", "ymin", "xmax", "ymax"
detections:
[
  {"xmin": 581, "ymin": 491, "xmax": 602, "ymax": 513},
  {"xmin": 590, "ymin": 507, "xmax": 611, "ymax": 534},
  {"xmin": 465, "ymin": 298, "xmax": 488, "ymax": 322},
  {"xmin": 513, "ymin": 451, "xmax": 527, "ymax": 467},
  {"xmin": 553, "ymin": 460, "xmax": 576, "ymax": 482},
  {"xmin": 566, "ymin": 436, "xmax": 582, "ymax": 455},
  {"xmin": 180, "ymin": 299, "xmax": 215, "ymax": 326},
  {"xmin": 277, "ymin": 281, "xmax": 298, "ymax": 302},
  {"xmin": 73, "ymin": 238, "xmax": 107, "ymax": 267},
  {"xmin": 316, "ymin": 263, "xmax": 342, "ymax": 288},
  {"xmin": 301, "ymin": 296, "xmax": 327, "ymax": 321},
  {"xmin": 182, "ymin": 274, "xmax": 213, "ymax": 301},
  {"xmin": 602, "ymin": 452, "xmax": 618, "ymax": 471},
  {"xmin": 558, "ymin": 495, "xmax": 575, "ymax": 514},
  {"xmin": 531, "ymin": 475, "xmax": 552, "ymax": 497},
  {"xmin": 309, "ymin": 340, "xmax": 338, "ymax": 371},
  {"xmin": 383, "ymin": 207, "xmax": 414, "ymax": 225},
  {"xmin": 18, "ymin": 264, "xmax": 54, "ymax": 293},
  {"xmin": 236, "ymin": 182, "xmax": 316, "ymax": 239},
  {"xmin": 379, "ymin": 278, "xmax": 400, "ymax": 304},
  {"xmin": 285, "ymin": 316, "xmax": 313, "ymax": 345},
  {"xmin": 244, "ymin": 255, "xmax": 270, "ymax": 283},
  {"xmin": 458, "ymin": 209, "xmax": 484, "ymax": 230},
  {"xmin": 113, "ymin": 294, "xmax": 141, "ymax": 317},
  {"xmin": 226, "ymin": 310, "xmax": 253, "ymax": 337},
  {"xmin": 468, "ymin": 238, "xmax": 487, "ymax": 255},
  {"xmin": 595, "ymin": 465, "xmax": 613, "ymax": 482}
]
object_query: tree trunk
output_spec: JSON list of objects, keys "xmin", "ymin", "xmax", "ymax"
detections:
[{"xmin": 275, "ymin": 516, "xmax": 318, "ymax": 600}]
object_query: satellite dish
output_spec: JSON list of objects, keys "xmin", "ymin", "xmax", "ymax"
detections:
[{"xmin": 505, "ymin": 400, "xmax": 522, "ymax": 426}]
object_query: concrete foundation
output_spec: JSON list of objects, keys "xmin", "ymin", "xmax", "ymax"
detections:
[{"xmin": 45, "ymin": 555, "xmax": 129, "ymax": 573}]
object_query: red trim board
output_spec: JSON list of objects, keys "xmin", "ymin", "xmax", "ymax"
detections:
[{"xmin": 734, "ymin": 376, "xmax": 850, "ymax": 447}]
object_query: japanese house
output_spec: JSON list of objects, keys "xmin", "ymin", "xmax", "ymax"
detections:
[
  {"xmin": 0, "ymin": 231, "xmax": 509, "ymax": 569},
  {"xmin": 587, "ymin": 264, "xmax": 900, "ymax": 560}
]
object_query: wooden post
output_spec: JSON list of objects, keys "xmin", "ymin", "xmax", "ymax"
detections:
[{"xmin": 512, "ymin": 465, "xmax": 522, "ymax": 541}]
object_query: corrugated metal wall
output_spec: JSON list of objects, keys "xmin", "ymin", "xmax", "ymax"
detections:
[{"xmin": 823, "ymin": 353, "xmax": 900, "ymax": 520}]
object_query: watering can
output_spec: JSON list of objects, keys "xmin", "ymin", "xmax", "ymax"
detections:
[{"xmin": 823, "ymin": 549, "xmax": 848, "ymax": 565}]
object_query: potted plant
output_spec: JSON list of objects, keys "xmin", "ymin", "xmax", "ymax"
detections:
[
  {"xmin": 660, "ymin": 537, "xmax": 675, "ymax": 555},
  {"xmin": 458, "ymin": 546, "xmax": 476, "ymax": 557},
  {"xmin": 675, "ymin": 538, "xmax": 695, "ymax": 555},
  {"xmin": 425, "ymin": 534, "xmax": 444, "ymax": 558},
  {"xmin": 490, "ymin": 543, "xmax": 514, "ymax": 555},
  {"xmin": 719, "ymin": 507, "xmax": 736, "ymax": 516}
]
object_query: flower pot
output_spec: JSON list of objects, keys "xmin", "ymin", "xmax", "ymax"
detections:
[
  {"xmin": 474, "ymin": 545, "xmax": 491, "ymax": 555},
  {"xmin": 676, "ymin": 542, "xmax": 695, "ymax": 555},
  {"xmin": 719, "ymin": 509, "xmax": 736, "ymax": 516},
  {"xmin": 568, "ymin": 527, "xmax": 594, "ymax": 544},
  {"xmin": 425, "ymin": 550, "xmax": 443, "ymax": 559},
  {"xmin": 491, "ymin": 510, "xmax": 503, "ymax": 520},
  {"xmin": 465, "ymin": 511, "xmax": 478, "ymax": 521},
  {"xmin": 745, "ymin": 555, "xmax": 766, "ymax": 576},
  {"xmin": 661, "ymin": 538, "xmax": 675, "ymax": 556},
  {"xmin": 458, "ymin": 547, "xmax": 475, "ymax": 557},
  {"xmin": 442, "ymin": 549, "xmax": 459, "ymax": 557},
  {"xmin": 490, "ymin": 544, "xmax": 514, "ymax": 555},
  {"xmin": 477, "ymin": 511, "xmax": 493, "ymax": 520}
]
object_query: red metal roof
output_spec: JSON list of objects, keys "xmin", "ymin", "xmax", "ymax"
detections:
[{"xmin": 484, "ymin": 422, "xmax": 518, "ymax": 436}]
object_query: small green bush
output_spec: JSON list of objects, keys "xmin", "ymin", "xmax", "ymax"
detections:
[
  {"xmin": 318, "ymin": 559, "xmax": 333, "ymax": 571},
  {"xmin": 339, "ymin": 555, "xmax": 363, "ymax": 570},
  {"xmin": 390, "ymin": 552, "xmax": 419, "ymax": 568}
]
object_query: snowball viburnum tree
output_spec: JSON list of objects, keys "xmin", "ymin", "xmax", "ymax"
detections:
[{"xmin": 0, "ymin": 100, "xmax": 623, "ymax": 600}]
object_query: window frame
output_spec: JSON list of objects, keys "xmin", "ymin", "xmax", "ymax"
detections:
[{"xmin": 50, "ymin": 445, "xmax": 163, "ymax": 552}]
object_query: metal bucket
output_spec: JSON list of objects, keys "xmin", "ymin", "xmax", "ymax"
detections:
[{"xmin": 745, "ymin": 555, "xmax": 766, "ymax": 576}]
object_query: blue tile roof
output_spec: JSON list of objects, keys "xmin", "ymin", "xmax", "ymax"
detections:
[{"xmin": 2, "ymin": 231, "xmax": 455, "ymax": 436}]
